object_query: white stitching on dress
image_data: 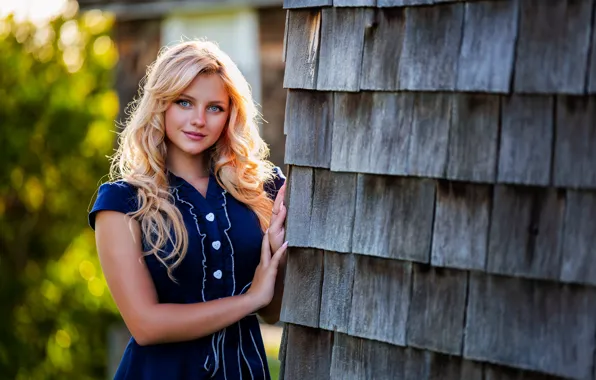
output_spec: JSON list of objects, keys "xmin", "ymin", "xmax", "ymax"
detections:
[
  {"xmin": 174, "ymin": 188, "xmax": 207, "ymax": 303},
  {"xmin": 237, "ymin": 344, "xmax": 243, "ymax": 380},
  {"xmin": 221, "ymin": 190, "xmax": 236, "ymax": 296},
  {"xmin": 204, "ymin": 355, "xmax": 210, "ymax": 371},
  {"xmin": 239, "ymin": 323, "xmax": 254, "ymax": 380},
  {"xmin": 249, "ymin": 329, "xmax": 266, "ymax": 380}
]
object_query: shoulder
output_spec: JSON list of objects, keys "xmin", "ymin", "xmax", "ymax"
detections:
[
  {"xmin": 89, "ymin": 180, "xmax": 139, "ymax": 230},
  {"xmin": 264, "ymin": 166, "xmax": 286, "ymax": 200}
]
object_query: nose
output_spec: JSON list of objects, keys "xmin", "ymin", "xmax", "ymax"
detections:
[{"xmin": 190, "ymin": 108, "xmax": 206, "ymax": 127}]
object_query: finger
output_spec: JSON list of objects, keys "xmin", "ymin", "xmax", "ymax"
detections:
[
  {"xmin": 261, "ymin": 230, "xmax": 272, "ymax": 265},
  {"xmin": 270, "ymin": 241, "xmax": 288, "ymax": 268},
  {"xmin": 269, "ymin": 202, "xmax": 287, "ymax": 232},
  {"xmin": 272, "ymin": 185, "xmax": 285, "ymax": 215}
]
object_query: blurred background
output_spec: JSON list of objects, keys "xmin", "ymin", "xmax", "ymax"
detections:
[{"xmin": 0, "ymin": 0, "xmax": 287, "ymax": 378}]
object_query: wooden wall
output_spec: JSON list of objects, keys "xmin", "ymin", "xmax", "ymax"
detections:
[{"xmin": 279, "ymin": 0, "xmax": 596, "ymax": 379}]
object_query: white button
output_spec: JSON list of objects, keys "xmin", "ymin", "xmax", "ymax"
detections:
[
  {"xmin": 213, "ymin": 270, "xmax": 222, "ymax": 279},
  {"xmin": 212, "ymin": 241, "xmax": 221, "ymax": 250},
  {"xmin": 206, "ymin": 213, "xmax": 215, "ymax": 222}
]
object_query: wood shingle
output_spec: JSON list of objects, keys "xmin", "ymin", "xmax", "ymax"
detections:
[
  {"xmin": 456, "ymin": 0, "xmax": 518, "ymax": 93},
  {"xmin": 283, "ymin": 9, "xmax": 321, "ymax": 90},
  {"xmin": 317, "ymin": 7, "xmax": 369, "ymax": 91},
  {"xmin": 553, "ymin": 96, "xmax": 596, "ymax": 188},
  {"xmin": 283, "ymin": 324, "xmax": 333, "ymax": 380},
  {"xmin": 319, "ymin": 251, "xmax": 355, "ymax": 333},
  {"xmin": 406, "ymin": 265, "xmax": 468, "ymax": 355},
  {"xmin": 331, "ymin": 92, "xmax": 411, "ymax": 175},
  {"xmin": 279, "ymin": 248, "xmax": 324, "ymax": 328},
  {"xmin": 352, "ymin": 175, "xmax": 435, "ymax": 262},
  {"xmin": 497, "ymin": 95, "xmax": 554, "ymax": 186},
  {"xmin": 398, "ymin": 4, "xmax": 464, "ymax": 91},
  {"xmin": 464, "ymin": 273, "xmax": 596, "ymax": 379},
  {"xmin": 445, "ymin": 94, "xmax": 499, "ymax": 183},
  {"xmin": 486, "ymin": 186, "xmax": 565, "ymax": 281},
  {"xmin": 360, "ymin": 8, "xmax": 405, "ymax": 90},
  {"xmin": 284, "ymin": 90, "xmax": 333, "ymax": 168},
  {"xmin": 348, "ymin": 255, "xmax": 411, "ymax": 346},
  {"xmin": 309, "ymin": 169, "xmax": 358, "ymax": 253},
  {"xmin": 431, "ymin": 181, "xmax": 491, "ymax": 271},
  {"xmin": 559, "ymin": 190, "xmax": 596, "ymax": 285},
  {"xmin": 285, "ymin": 166, "xmax": 313, "ymax": 247},
  {"xmin": 514, "ymin": 0, "xmax": 594, "ymax": 94}
]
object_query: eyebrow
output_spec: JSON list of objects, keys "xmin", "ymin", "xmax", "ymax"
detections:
[{"xmin": 179, "ymin": 93, "xmax": 228, "ymax": 105}]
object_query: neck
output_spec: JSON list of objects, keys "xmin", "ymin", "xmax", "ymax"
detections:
[{"xmin": 166, "ymin": 145, "xmax": 211, "ymax": 181}]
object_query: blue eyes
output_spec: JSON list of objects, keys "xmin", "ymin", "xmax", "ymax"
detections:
[
  {"xmin": 175, "ymin": 99, "xmax": 224, "ymax": 113},
  {"xmin": 207, "ymin": 105, "xmax": 223, "ymax": 112}
]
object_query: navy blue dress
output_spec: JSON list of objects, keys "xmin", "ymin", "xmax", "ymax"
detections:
[{"xmin": 89, "ymin": 167, "xmax": 285, "ymax": 380}]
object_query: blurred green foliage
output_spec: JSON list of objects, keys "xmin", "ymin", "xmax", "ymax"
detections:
[{"xmin": 0, "ymin": 3, "xmax": 121, "ymax": 379}]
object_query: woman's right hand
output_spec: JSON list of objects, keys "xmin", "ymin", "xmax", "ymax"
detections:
[{"xmin": 247, "ymin": 231, "xmax": 288, "ymax": 310}]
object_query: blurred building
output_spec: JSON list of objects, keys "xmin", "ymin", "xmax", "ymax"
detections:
[{"xmin": 78, "ymin": 0, "xmax": 287, "ymax": 167}]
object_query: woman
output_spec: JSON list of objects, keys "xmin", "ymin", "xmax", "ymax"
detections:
[{"xmin": 89, "ymin": 40, "xmax": 287, "ymax": 379}]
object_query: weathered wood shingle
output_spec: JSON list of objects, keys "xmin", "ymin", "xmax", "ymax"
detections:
[
  {"xmin": 319, "ymin": 252, "xmax": 355, "ymax": 333},
  {"xmin": 360, "ymin": 8, "xmax": 405, "ymax": 90},
  {"xmin": 283, "ymin": 324, "xmax": 333, "ymax": 380},
  {"xmin": 486, "ymin": 186, "xmax": 565, "ymax": 281},
  {"xmin": 348, "ymin": 256, "xmax": 411, "ymax": 346},
  {"xmin": 407, "ymin": 93, "xmax": 451, "ymax": 177},
  {"xmin": 283, "ymin": 9, "xmax": 321, "ymax": 90},
  {"xmin": 589, "ymin": 21, "xmax": 596, "ymax": 93},
  {"xmin": 329, "ymin": 333, "xmax": 407, "ymax": 380},
  {"xmin": 317, "ymin": 8, "xmax": 368, "ymax": 91},
  {"xmin": 398, "ymin": 4, "xmax": 463, "ymax": 90},
  {"xmin": 559, "ymin": 190, "xmax": 596, "ymax": 285},
  {"xmin": 331, "ymin": 92, "xmax": 411, "ymax": 175},
  {"xmin": 431, "ymin": 181, "xmax": 490, "ymax": 271},
  {"xmin": 309, "ymin": 169, "xmax": 358, "ymax": 252},
  {"xmin": 352, "ymin": 175, "xmax": 435, "ymax": 262},
  {"xmin": 333, "ymin": 0, "xmax": 376, "ymax": 7},
  {"xmin": 285, "ymin": 166, "xmax": 313, "ymax": 247},
  {"xmin": 464, "ymin": 273, "xmax": 596, "ymax": 379},
  {"xmin": 553, "ymin": 96, "xmax": 596, "ymax": 188},
  {"xmin": 514, "ymin": 0, "xmax": 594, "ymax": 94},
  {"xmin": 284, "ymin": 90, "xmax": 333, "ymax": 168},
  {"xmin": 446, "ymin": 94, "xmax": 499, "ymax": 183},
  {"xmin": 456, "ymin": 0, "xmax": 518, "ymax": 93},
  {"xmin": 279, "ymin": 248, "xmax": 324, "ymax": 328},
  {"xmin": 406, "ymin": 265, "xmax": 468, "ymax": 355},
  {"xmin": 284, "ymin": 0, "xmax": 332, "ymax": 8},
  {"xmin": 497, "ymin": 95, "xmax": 554, "ymax": 186}
]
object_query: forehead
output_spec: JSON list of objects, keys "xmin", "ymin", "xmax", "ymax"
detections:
[{"xmin": 182, "ymin": 74, "xmax": 228, "ymax": 100}]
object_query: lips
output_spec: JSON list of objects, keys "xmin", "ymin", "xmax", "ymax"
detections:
[{"xmin": 183, "ymin": 131, "xmax": 206, "ymax": 141}]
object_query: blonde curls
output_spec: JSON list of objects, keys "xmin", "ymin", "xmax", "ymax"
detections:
[{"xmin": 109, "ymin": 40, "xmax": 276, "ymax": 280}]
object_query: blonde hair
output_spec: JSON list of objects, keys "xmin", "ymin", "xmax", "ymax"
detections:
[{"xmin": 110, "ymin": 40, "xmax": 275, "ymax": 279}]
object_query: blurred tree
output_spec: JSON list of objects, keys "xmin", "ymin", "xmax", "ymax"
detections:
[{"xmin": 0, "ymin": 3, "xmax": 121, "ymax": 378}]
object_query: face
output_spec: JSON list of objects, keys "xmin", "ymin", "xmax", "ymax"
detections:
[{"xmin": 164, "ymin": 73, "xmax": 230, "ymax": 158}]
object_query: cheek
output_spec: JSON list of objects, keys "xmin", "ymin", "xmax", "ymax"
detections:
[{"xmin": 164, "ymin": 108, "xmax": 182, "ymax": 137}]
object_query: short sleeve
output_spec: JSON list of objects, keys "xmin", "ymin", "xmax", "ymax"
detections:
[
  {"xmin": 88, "ymin": 181, "xmax": 138, "ymax": 230},
  {"xmin": 264, "ymin": 166, "xmax": 286, "ymax": 200}
]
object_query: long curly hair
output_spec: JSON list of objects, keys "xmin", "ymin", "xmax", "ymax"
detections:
[{"xmin": 109, "ymin": 40, "xmax": 275, "ymax": 279}]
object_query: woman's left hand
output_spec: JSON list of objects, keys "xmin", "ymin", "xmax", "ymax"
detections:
[{"xmin": 268, "ymin": 183, "xmax": 287, "ymax": 254}]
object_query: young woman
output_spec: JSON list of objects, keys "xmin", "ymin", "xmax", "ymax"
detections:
[{"xmin": 89, "ymin": 40, "xmax": 288, "ymax": 380}]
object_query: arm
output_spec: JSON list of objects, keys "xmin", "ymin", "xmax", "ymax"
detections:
[
  {"xmin": 95, "ymin": 210, "xmax": 285, "ymax": 345},
  {"xmin": 259, "ymin": 183, "xmax": 287, "ymax": 324}
]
